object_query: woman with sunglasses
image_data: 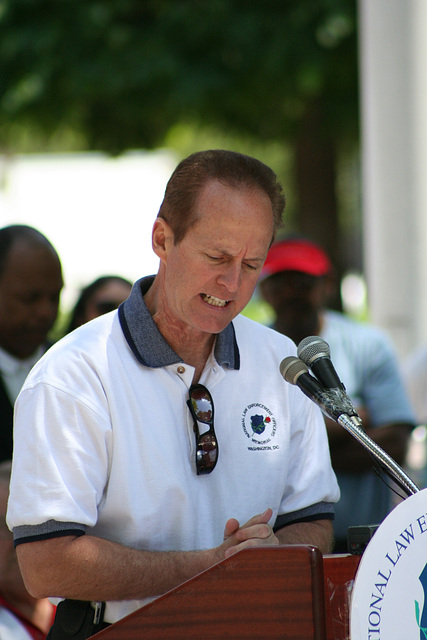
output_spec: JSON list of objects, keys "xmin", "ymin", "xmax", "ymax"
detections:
[{"xmin": 64, "ymin": 275, "xmax": 132, "ymax": 334}]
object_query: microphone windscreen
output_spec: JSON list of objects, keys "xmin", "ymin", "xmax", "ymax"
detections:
[
  {"xmin": 297, "ymin": 336, "xmax": 331, "ymax": 364},
  {"xmin": 279, "ymin": 356, "xmax": 308, "ymax": 385}
]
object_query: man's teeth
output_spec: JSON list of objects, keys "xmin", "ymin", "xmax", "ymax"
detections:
[{"xmin": 203, "ymin": 294, "xmax": 228, "ymax": 307}]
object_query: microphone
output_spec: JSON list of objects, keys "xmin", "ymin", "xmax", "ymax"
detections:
[
  {"xmin": 280, "ymin": 354, "xmax": 419, "ymax": 498},
  {"xmin": 297, "ymin": 336, "xmax": 346, "ymax": 390},
  {"xmin": 280, "ymin": 356, "xmax": 324, "ymax": 399},
  {"xmin": 280, "ymin": 356, "xmax": 358, "ymax": 422}
]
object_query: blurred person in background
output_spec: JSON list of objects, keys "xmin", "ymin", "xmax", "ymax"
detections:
[
  {"xmin": 0, "ymin": 461, "xmax": 56, "ymax": 639},
  {"xmin": 258, "ymin": 236, "xmax": 415, "ymax": 552},
  {"xmin": 65, "ymin": 275, "xmax": 132, "ymax": 334},
  {"xmin": 0, "ymin": 225, "xmax": 63, "ymax": 462}
]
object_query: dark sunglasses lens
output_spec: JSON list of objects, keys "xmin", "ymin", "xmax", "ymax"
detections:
[
  {"xmin": 188, "ymin": 385, "xmax": 218, "ymax": 474},
  {"xmin": 196, "ymin": 432, "xmax": 218, "ymax": 474},
  {"xmin": 189, "ymin": 388, "xmax": 213, "ymax": 423}
]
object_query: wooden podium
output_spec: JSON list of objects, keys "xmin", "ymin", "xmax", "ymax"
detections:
[{"xmin": 93, "ymin": 546, "xmax": 360, "ymax": 640}]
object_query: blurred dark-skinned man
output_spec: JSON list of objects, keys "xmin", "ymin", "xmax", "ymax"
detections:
[{"xmin": 0, "ymin": 225, "xmax": 63, "ymax": 462}]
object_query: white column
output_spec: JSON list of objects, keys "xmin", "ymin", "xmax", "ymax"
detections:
[{"xmin": 359, "ymin": 0, "xmax": 427, "ymax": 361}]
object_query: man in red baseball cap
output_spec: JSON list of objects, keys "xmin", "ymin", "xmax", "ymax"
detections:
[
  {"xmin": 259, "ymin": 236, "xmax": 334, "ymax": 345},
  {"xmin": 258, "ymin": 235, "xmax": 415, "ymax": 553}
]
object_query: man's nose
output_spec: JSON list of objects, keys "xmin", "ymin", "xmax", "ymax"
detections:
[{"xmin": 217, "ymin": 263, "xmax": 241, "ymax": 292}]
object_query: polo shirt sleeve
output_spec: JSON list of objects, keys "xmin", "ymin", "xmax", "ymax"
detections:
[
  {"xmin": 7, "ymin": 377, "xmax": 112, "ymax": 543},
  {"xmin": 275, "ymin": 388, "xmax": 340, "ymax": 523}
]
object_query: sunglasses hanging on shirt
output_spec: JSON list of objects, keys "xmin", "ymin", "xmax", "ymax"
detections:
[{"xmin": 187, "ymin": 384, "xmax": 218, "ymax": 475}]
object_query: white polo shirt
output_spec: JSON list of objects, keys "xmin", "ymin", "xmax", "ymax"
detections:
[{"xmin": 7, "ymin": 277, "xmax": 339, "ymax": 624}]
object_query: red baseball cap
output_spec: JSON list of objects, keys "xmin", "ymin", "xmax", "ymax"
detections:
[{"xmin": 261, "ymin": 238, "xmax": 332, "ymax": 279}]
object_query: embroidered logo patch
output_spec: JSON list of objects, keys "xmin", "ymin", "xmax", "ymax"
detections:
[{"xmin": 241, "ymin": 403, "xmax": 278, "ymax": 450}]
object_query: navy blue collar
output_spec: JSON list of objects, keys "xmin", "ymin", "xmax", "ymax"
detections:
[{"xmin": 119, "ymin": 276, "xmax": 240, "ymax": 369}]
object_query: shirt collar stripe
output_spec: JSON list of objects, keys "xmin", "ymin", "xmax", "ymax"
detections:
[{"xmin": 119, "ymin": 276, "xmax": 240, "ymax": 370}]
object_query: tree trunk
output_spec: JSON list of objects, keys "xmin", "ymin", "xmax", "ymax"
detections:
[{"xmin": 294, "ymin": 102, "xmax": 343, "ymax": 310}]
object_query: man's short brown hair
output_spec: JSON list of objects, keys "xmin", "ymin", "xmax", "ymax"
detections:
[{"xmin": 157, "ymin": 150, "xmax": 285, "ymax": 245}]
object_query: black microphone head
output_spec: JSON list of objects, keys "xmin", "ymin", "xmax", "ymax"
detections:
[
  {"xmin": 279, "ymin": 356, "xmax": 308, "ymax": 385},
  {"xmin": 297, "ymin": 336, "xmax": 331, "ymax": 365}
]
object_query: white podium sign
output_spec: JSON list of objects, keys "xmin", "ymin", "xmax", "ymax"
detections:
[{"xmin": 351, "ymin": 488, "xmax": 427, "ymax": 639}]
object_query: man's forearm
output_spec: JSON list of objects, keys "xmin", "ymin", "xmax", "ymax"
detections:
[
  {"xmin": 16, "ymin": 509, "xmax": 279, "ymax": 602},
  {"xmin": 17, "ymin": 534, "xmax": 220, "ymax": 602},
  {"xmin": 275, "ymin": 519, "xmax": 334, "ymax": 554}
]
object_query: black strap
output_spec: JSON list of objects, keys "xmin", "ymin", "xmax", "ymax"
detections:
[{"xmin": 46, "ymin": 600, "xmax": 109, "ymax": 639}]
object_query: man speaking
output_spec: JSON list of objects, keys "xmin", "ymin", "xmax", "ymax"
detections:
[{"xmin": 7, "ymin": 151, "xmax": 339, "ymax": 638}]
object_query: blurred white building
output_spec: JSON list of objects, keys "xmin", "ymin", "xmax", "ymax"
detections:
[{"xmin": 0, "ymin": 149, "xmax": 176, "ymax": 310}]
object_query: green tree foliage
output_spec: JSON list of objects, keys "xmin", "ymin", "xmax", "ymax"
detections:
[
  {"xmin": 0, "ymin": 0, "xmax": 359, "ymax": 287},
  {"xmin": 0, "ymin": 0, "xmax": 358, "ymax": 152}
]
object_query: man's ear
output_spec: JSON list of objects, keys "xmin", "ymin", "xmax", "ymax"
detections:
[{"xmin": 152, "ymin": 218, "xmax": 174, "ymax": 262}]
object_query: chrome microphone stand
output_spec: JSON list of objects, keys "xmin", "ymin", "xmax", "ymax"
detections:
[{"xmin": 338, "ymin": 413, "xmax": 419, "ymax": 497}]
